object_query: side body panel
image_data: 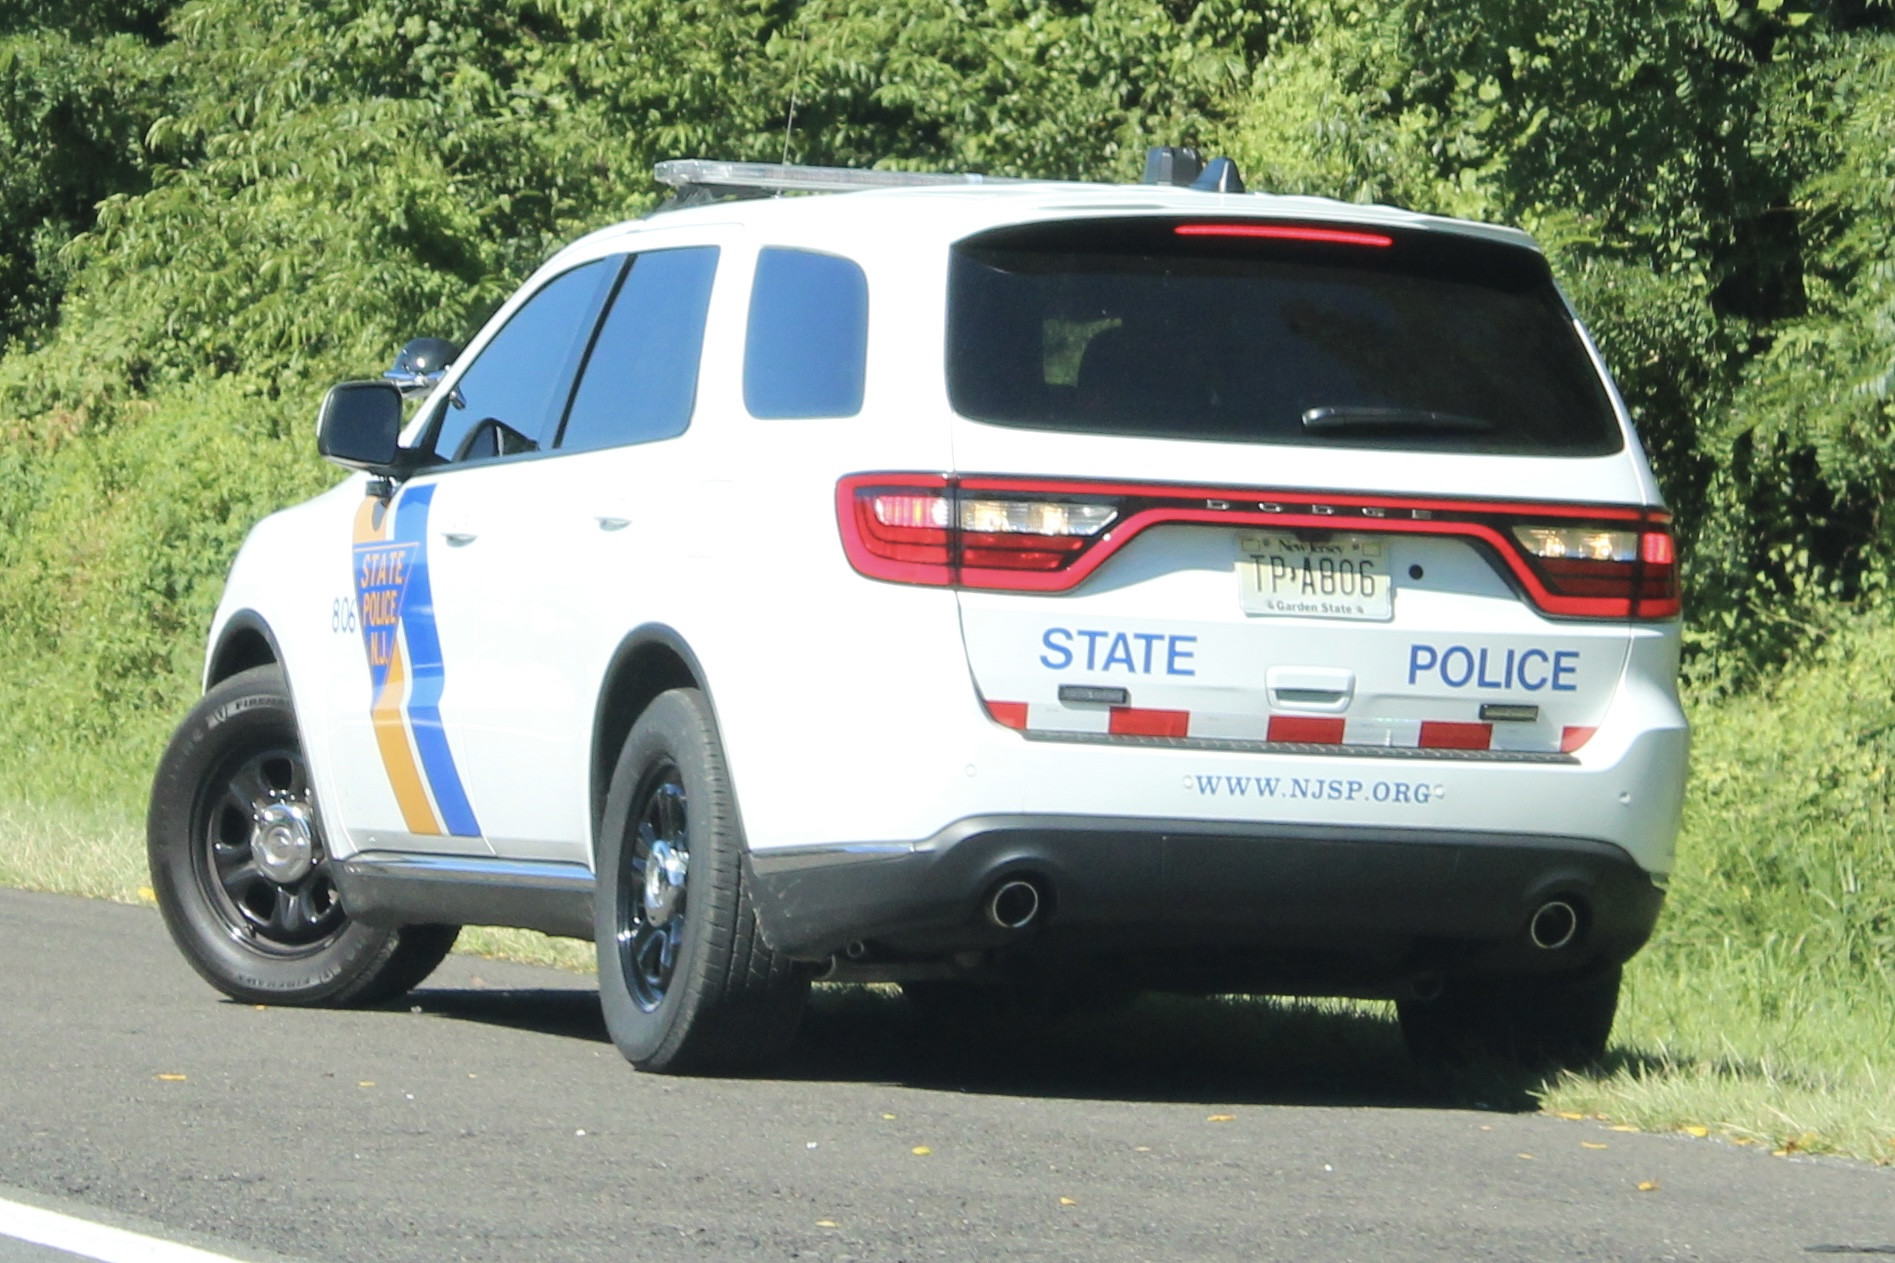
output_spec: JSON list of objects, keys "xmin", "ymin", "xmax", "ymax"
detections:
[{"xmin": 206, "ymin": 477, "xmax": 477, "ymax": 863}]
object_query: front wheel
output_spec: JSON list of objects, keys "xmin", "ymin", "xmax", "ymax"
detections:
[
  {"xmin": 595, "ymin": 688, "xmax": 808, "ymax": 1073},
  {"xmin": 1397, "ymin": 965, "xmax": 1622, "ymax": 1071},
  {"xmin": 148, "ymin": 665, "xmax": 458, "ymax": 1006}
]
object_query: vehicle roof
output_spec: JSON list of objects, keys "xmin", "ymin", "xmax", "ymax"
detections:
[{"xmin": 559, "ymin": 179, "xmax": 1541, "ymax": 261}]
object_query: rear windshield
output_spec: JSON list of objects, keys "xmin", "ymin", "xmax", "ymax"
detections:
[{"xmin": 946, "ymin": 219, "xmax": 1622, "ymax": 456}]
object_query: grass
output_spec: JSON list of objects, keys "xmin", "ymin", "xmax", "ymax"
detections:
[
  {"xmin": 458, "ymin": 926, "xmax": 595, "ymax": 972},
  {"xmin": 0, "ymin": 797, "xmax": 145, "ymax": 902},
  {"xmin": 1543, "ymin": 949, "xmax": 1895, "ymax": 1163},
  {"xmin": 1545, "ymin": 608, "xmax": 1895, "ymax": 1165},
  {"xmin": 3, "ymin": 614, "xmax": 1893, "ymax": 1162}
]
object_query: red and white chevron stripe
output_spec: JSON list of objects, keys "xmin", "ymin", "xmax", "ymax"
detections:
[{"xmin": 981, "ymin": 699, "xmax": 1595, "ymax": 755}]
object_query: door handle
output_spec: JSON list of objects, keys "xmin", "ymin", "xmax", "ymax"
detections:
[
  {"xmin": 441, "ymin": 530, "xmax": 478, "ymax": 547},
  {"xmin": 595, "ymin": 516, "xmax": 632, "ymax": 532}
]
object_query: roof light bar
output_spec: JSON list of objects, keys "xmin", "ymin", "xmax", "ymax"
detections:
[
  {"xmin": 1175, "ymin": 223, "xmax": 1394, "ymax": 247},
  {"xmin": 653, "ymin": 146, "xmax": 1248, "ymax": 210},
  {"xmin": 654, "ymin": 159, "xmax": 1027, "ymax": 199}
]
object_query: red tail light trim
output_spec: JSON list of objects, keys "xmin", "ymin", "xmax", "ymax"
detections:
[{"xmin": 836, "ymin": 474, "xmax": 1681, "ymax": 621}]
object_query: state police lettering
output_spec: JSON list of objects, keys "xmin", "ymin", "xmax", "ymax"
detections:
[
  {"xmin": 355, "ymin": 544, "xmax": 413, "ymax": 673},
  {"xmin": 348, "ymin": 489, "xmax": 482, "ymax": 839},
  {"xmin": 1039, "ymin": 627, "xmax": 1197, "ymax": 675},
  {"xmin": 1407, "ymin": 643, "xmax": 1579, "ymax": 692}
]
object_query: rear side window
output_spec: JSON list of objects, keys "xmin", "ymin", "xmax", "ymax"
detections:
[
  {"xmin": 947, "ymin": 219, "xmax": 1622, "ymax": 456},
  {"xmin": 743, "ymin": 247, "xmax": 868, "ymax": 419},
  {"xmin": 558, "ymin": 246, "xmax": 720, "ymax": 453}
]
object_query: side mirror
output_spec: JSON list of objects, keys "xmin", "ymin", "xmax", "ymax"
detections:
[
  {"xmin": 316, "ymin": 381, "xmax": 405, "ymax": 474},
  {"xmin": 383, "ymin": 337, "xmax": 459, "ymax": 397}
]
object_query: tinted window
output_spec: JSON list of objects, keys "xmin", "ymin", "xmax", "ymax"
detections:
[
  {"xmin": 743, "ymin": 247, "xmax": 868, "ymax": 419},
  {"xmin": 430, "ymin": 257, "xmax": 620, "ymax": 463},
  {"xmin": 946, "ymin": 219, "xmax": 1622, "ymax": 456},
  {"xmin": 558, "ymin": 247, "xmax": 720, "ymax": 453}
]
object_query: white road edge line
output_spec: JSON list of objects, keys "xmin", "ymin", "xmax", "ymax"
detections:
[{"xmin": 0, "ymin": 1197, "xmax": 251, "ymax": 1263}]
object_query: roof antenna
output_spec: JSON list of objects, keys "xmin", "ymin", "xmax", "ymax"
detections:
[
  {"xmin": 780, "ymin": 87, "xmax": 798, "ymax": 168},
  {"xmin": 781, "ymin": 11, "xmax": 810, "ymax": 167}
]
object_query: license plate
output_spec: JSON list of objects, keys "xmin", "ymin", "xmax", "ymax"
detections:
[{"xmin": 1238, "ymin": 533, "xmax": 1393, "ymax": 621}]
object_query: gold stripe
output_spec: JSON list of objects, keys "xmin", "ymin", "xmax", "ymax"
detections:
[
  {"xmin": 352, "ymin": 495, "xmax": 387, "ymax": 544},
  {"xmin": 357, "ymin": 493, "xmax": 437, "ymax": 834},
  {"xmin": 371, "ymin": 639, "xmax": 440, "ymax": 835}
]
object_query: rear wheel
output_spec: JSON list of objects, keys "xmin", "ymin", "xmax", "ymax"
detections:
[
  {"xmin": 595, "ymin": 688, "xmax": 808, "ymax": 1073},
  {"xmin": 1397, "ymin": 965, "xmax": 1621, "ymax": 1071},
  {"xmin": 148, "ymin": 665, "xmax": 458, "ymax": 1006}
]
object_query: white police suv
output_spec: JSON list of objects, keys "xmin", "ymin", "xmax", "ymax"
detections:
[{"xmin": 147, "ymin": 152, "xmax": 1688, "ymax": 1073}]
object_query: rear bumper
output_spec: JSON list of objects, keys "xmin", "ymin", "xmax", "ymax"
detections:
[{"xmin": 746, "ymin": 814, "xmax": 1664, "ymax": 994}]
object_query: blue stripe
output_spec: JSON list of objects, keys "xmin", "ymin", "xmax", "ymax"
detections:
[{"xmin": 392, "ymin": 484, "xmax": 482, "ymax": 838}]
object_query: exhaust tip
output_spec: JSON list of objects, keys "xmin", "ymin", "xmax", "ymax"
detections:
[
  {"xmin": 1528, "ymin": 899, "xmax": 1581, "ymax": 951},
  {"xmin": 986, "ymin": 878, "xmax": 1043, "ymax": 930}
]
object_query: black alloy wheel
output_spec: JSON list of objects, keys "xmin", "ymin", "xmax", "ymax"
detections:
[
  {"xmin": 149, "ymin": 664, "xmax": 459, "ymax": 1006},
  {"xmin": 193, "ymin": 742, "xmax": 344, "ymax": 955},
  {"xmin": 617, "ymin": 766, "xmax": 690, "ymax": 1012},
  {"xmin": 594, "ymin": 687, "xmax": 809, "ymax": 1073}
]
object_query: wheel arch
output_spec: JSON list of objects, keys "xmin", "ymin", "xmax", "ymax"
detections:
[
  {"xmin": 590, "ymin": 625, "xmax": 723, "ymax": 854},
  {"xmin": 205, "ymin": 611, "xmax": 283, "ymax": 690}
]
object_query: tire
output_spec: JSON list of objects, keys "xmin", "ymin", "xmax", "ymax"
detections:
[
  {"xmin": 147, "ymin": 664, "xmax": 459, "ymax": 1006},
  {"xmin": 1397, "ymin": 964, "xmax": 1622, "ymax": 1071},
  {"xmin": 595, "ymin": 687, "xmax": 808, "ymax": 1073}
]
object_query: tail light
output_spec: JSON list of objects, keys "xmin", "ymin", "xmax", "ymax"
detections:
[
  {"xmin": 837, "ymin": 473, "xmax": 1681, "ymax": 619},
  {"xmin": 1510, "ymin": 524, "xmax": 1680, "ymax": 618},
  {"xmin": 842, "ymin": 474, "xmax": 1119, "ymax": 587}
]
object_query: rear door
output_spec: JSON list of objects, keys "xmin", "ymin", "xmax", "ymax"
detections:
[{"xmin": 933, "ymin": 217, "xmax": 1676, "ymax": 767}]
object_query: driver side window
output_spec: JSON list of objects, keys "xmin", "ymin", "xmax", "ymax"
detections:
[{"xmin": 428, "ymin": 256, "xmax": 622, "ymax": 465}]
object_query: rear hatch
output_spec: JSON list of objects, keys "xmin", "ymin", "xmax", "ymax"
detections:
[{"xmin": 842, "ymin": 214, "xmax": 1678, "ymax": 761}]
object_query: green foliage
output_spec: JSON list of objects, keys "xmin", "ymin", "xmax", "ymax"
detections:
[
  {"xmin": 1668, "ymin": 610, "xmax": 1895, "ymax": 985},
  {"xmin": 1216, "ymin": 2, "xmax": 1895, "ymax": 683},
  {"xmin": 1221, "ymin": 1, "xmax": 1441, "ymax": 205},
  {"xmin": 0, "ymin": 0, "xmax": 1281, "ymax": 795},
  {"xmin": 1534, "ymin": 608, "xmax": 1895, "ymax": 1162},
  {"xmin": 0, "ymin": 0, "xmax": 177, "ymax": 41},
  {"xmin": 0, "ymin": 27, "xmax": 170, "ymax": 352},
  {"xmin": 1719, "ymin": 34, "xmax": 1895, "ymax": 565},
  {"xmin": 759, "ymin": 0, "xmax": 1258, "ymax": 178},
  {"xmin": 0, "ymin": 10, "xmax": 1892, "ymax": 1142},
  {"xmin": 0, "ymin": 0, "xmax": 1885, "ymax": 784},
  {"xmin": 0, "ymin": 381, "xmax": 331, "ymax": 806}
]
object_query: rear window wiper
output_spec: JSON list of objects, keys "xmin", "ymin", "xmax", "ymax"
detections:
[{"xmin": 1302, "ymin": 406, "xmax": 1495, "ymax": 434}]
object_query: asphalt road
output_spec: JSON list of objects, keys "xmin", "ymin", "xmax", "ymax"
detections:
[{"xmin": 3, "ymin": 887, "xmax": 1891, "ymax": 1263}]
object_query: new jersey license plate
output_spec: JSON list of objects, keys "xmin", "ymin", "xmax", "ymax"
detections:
[{"xmin": 1238, "ymin": 533, "xmax": 1393, "ymax": 621}]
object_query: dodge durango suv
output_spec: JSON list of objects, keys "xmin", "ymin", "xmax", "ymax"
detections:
[{"xmin": 147, "ymin": 153, "xmax": 1688, "ymax": 1073}]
